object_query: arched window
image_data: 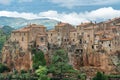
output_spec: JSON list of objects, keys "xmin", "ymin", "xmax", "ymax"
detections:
[
  {"xmin": 109, "ymin": 44, "xmax": 111, "ymax": 47},
  {"xmin": 40, "ymin": 37, "xmax": 44, "ymax": 42}
]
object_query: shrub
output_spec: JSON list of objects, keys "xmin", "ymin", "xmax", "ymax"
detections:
[
  {"xmin": 20, "ymin": 69, "xmax": 27, "ymax": 74},
  {"xmin": 0, "ymin": 63, "xmax": 9, "ymax": 73},
  {"xmin": 32, "ymin": 49, "xmax": 46, "ymax": 70},
  {"xmin": 92, "ymin": 72, "xmax": 108, "ymax": 80}
]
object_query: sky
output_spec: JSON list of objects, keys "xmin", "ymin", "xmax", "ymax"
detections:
[{"xmin": 0, "ymin": 0, "xmax": 120, "ymax": 25}]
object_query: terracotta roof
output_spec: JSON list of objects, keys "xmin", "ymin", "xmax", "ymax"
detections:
[
  {"xmin": 110, "ymin": 26, "xmax": 117, "ymax": 29},
  {"xmin": 78, "ymin": 22, "xmax": 94, "ymax": 27},
  {"xmin": 56, "ymin": 22, "xmax": 68, "ymax": 27},
  {"xmin": 12, "ymin": 24, "xmax": 46, "ymax": 33},
  {"xmin": 12, "ymin": 27, "xmax": 30, "ymax": 33},
  {"xmin": 100, "ymin": 37, "xmax": 113, "ymax": 41},
  {"xmin": 30, "ymin": 24, "xmax": 46, "ymax": 28},
  {"xmin": 84, "ymin": 26, "xmax": 97, "ymax": 30}
]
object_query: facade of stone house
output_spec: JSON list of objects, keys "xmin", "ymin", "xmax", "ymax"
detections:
[
  {"xmin": 55, "ymin": 22, "xmax": 75, "ymax": 46},
  {"xmin": 99, "ymin": 38, "xmax": 113, "ymax": 53},
  {"xmin": 10, "ymin": 24, "xmax": 47, "ymax": 50},
  {"xmin": 70, "ymin": 29, "xmax": 78, "ymax": 45},
  {"xmin": 47, "ymin": 29, "xmax": 58, "ymax": 45},
  {"xmin": 2, "ymin": 24, "xmax": 48, "ymax": 71},
  {"xmin": 1, "ymin": 17, "xmax": 120, "ymax": 74}
]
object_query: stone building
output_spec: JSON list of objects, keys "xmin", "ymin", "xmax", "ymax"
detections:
[
  {"xmin": 47, "ymin": 29, "xmax": 58, "ymax": 45},
  {"xmin": 2, "ymin": 24, "xmax": 48, "ymax": 71},
  {"xmin": 1, "ymin": 17, "xmax": 120, "ymax": 74},
  {"xmin": 47, "ymin": 22, "xmax": 75, "ymax": 48},
  {"xmin": 11, "ymin": 24, "xmax": 47, "ymax": 49}
]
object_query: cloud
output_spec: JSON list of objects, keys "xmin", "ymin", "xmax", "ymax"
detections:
[
  {"xmin": 0, "ymin": 0, "xmax": 12, "ymax": 5},
  {"xmin": 49, "ymin": 0, "xmax": 120, "ymax": 8},
  {"xmin": 0, "ymin": 11, "xmax": 38, "ymax": 19},
  {"xmin": 0, "ymin": 7, "xmax": 120, "ymax": 25}
]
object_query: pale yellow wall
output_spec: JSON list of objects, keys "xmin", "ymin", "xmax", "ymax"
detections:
[{"xmin": 70, "ymin": 31, "xmax": 78, "ymax": 45}]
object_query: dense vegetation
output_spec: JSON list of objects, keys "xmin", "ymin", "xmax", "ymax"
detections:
[
  {"xmin": 92, "ymin": 71, "xmax": 120, "ymax": 80},
  {"xmin": 0, "ymin": 25, "xmax": 14, "ymax": 53},
  {"xmin": 48, "ymin": 49, "xmax": 79, "ymax": 80},
  {"xmin": 1, "ymin": 25, "xmax": 14, "ymax": 35},
  {"xmin": 92, "ymin": 72, "xmax": 108, "ymax": 80},
  {"xmin": 32, "ymin": 48, "xmax": 46, "ymax": 70},
  {"xmin": 0, "ymin": 48, "xmax": 120, "ymax": 80},
  {"xmin": 0, "ymin": 63, "xmax": 9, "ymax": 73},
  {"xmin": 0, "ymin": 29, "xmax": 7, "ymax": 53},
  {"xmin": 33, "ymin": 49, "xmax": 87, "ymax": 80}
]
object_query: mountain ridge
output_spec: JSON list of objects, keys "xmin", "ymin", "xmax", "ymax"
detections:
[{"xmin": 0, "ymin": 16, "xmax": 59, "ymax": 29}]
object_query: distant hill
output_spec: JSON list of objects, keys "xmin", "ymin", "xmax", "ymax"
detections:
[
  {"xmin": 0, "ymin": 26, "xmax": 14, "ymax": 53},
  {"xmin": 0, "ymin": 16, "xmax": 59, "ymax": 29},
  {"xmin": 1, "ymin": 25, "xmax": 15, "ymax": 35}
]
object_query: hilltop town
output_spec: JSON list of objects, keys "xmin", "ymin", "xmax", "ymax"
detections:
[{"xmin": 1, "ymin": 17, "xmax": 120, "ymax": 77}]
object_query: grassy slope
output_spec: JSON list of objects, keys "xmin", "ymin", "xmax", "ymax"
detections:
[{"xmin": 0, "ymin": 29, "xmax": 7, "ymax": 53}]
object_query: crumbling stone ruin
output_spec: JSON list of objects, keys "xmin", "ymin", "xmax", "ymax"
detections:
[{"xmin": 1, "ymin": 18, "xmax": 120, "ymax": 75}]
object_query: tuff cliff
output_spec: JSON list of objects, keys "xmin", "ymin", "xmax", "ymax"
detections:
[
  {"xmin": 69, "ymin": 50, "xmax": 120, "ymax": 76},
  {"xmin": 2, "ymin": 40, "xmax": 32, "ymax": 71}
]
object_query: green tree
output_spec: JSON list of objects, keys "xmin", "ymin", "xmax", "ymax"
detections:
[
  {"xmin": 48, "ymin": 49, "xmax": 75, "ymax": 79},
  {"xmin": 32, "ymin": 49, "xmax": 46, "ymax": 70},
  {"xmin": 35, "ymin": 66, "xmax": 50, "ymax": 80},
  {"xmin": 0, "ymin": 63, "xmax": 9, "ymax": 73},
  {"xmin": 78, "ymin": 73, "xmax": 86, "ymax": 80},
  {"xmin": 92, "ymin": 72, "xmax": 108, "ymax": 80}
]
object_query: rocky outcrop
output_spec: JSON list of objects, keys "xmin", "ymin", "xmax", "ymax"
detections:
[
  {"xmin": 69, "ymin": 51, "xmax": 120, "ymax": 75},
  {"xmin": 2, "ymin": 40, "xmax": 32, "ymax": 71}
]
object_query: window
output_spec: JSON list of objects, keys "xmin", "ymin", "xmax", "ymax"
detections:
[
  {"xmin": 22, "ymin": 37, "xmax": 24, "ymax": 41},
  {"xmin": 67, "ymin": 39, "xmax": 69, "ymax": 41},
  {"xmin": 109, "ymin": 44, "xmax": 111, "ymax": 47},
  {"xmin": 92, "ymin": 45, "xmax": 94, "ymax": 49},
  {"xmin": 101, "ymin": 41, "xmax": 103, "ymax": 44},
  {"xmin": 87, "ymin": 35, "xmax": 90, "ymax": 37},
  {"xmin": 94, "ymin": 34, "xmax": 96, "ymax": 37},
  {"xmin": 82, "ymin": 32, "xmax": 84, "ymax": 35},
  {"xmin": 40, "ymin": 37, "xmax": 44, "ymax": 42},
  {"xmin": 74, "ymin": 33, "xmax": 76, "ymax": 36},
  {"xmin": 73, "ymin": 39, "xmax": 75, "ymax": 41},
  {"xmin": 64, "ymin": 39, "xmax": 66, "ymax": 41},
  {"xmin": 80, "ymin": 49, "xmax": 83, "ymax": 53},
  {"xmin": 80, "ymin": 39, "xmax": 82, "ymax": 44}
]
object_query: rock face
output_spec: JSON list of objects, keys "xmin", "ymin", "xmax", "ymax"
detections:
[
  {"xmin": 1, "ymin": 24, "xmax": 48, "ymax": 71},
  {"xmin": 70, "ymin": 51, "xmax": 120, "ymax": 75},
  {"xmin": 2, "ymin": 40, "xmax": 32, "ymax": 71}
]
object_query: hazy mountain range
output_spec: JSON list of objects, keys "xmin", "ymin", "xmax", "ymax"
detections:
[{"xmin": 0, "ymin": 16, "xmax": 59, "ymax": 29}]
